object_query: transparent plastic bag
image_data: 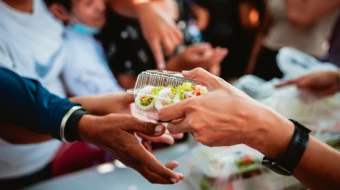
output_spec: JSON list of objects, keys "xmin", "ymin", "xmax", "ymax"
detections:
[
  {"xmin": 277, "ymin": 48, "xmax": 338, "ymax": 79},
  {"xmin": 172, "ymin": 144, "xmax": 302, "ymax": 190},
  {"xmin": 261, "ymin": 87, "xmax": 340, "ymax": 140},
  {"xmin": 127, "ymin": 70, "xmax": 208, "ymax": 113}
]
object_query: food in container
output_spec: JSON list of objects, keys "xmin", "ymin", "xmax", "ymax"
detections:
[{"xmin": 127, "ymin": 70, "xmax": 208, "ymax": 113}]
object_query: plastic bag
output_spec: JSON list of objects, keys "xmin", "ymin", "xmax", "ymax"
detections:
[
  {"xmin": 172, "ymin": 144, "xmax": 302, "ymax": 190},
  {"xmin": 234, "ymin": 47, "xmax": 340, "ymax": 142}
]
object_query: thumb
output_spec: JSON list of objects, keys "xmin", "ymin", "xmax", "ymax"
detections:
[
  {"xmin": 182, "ymin": 68, "xmax": 224, "ymax": 90},
  {"xmin": 128, "ymin": 119, "xmax": 166, "ymax": 137}
]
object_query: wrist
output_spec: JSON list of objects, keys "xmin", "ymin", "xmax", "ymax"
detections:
[
  {"xmin": 246, "ymin": 105, "xmax": 294, "ymax": 159},
  {"xmin": 77, "ymin": 114, "xmax": 98, "ymax": 143},
  {"xmin": 135, "ymin": 1, "xmax": 152, "ymax": 18}
]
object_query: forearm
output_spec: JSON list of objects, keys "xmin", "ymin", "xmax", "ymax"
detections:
[
  {"xmin": 0, "ymin": 68, "xmax": 77, "ymax": 139},
  {"xmin": 70, "ymin": 95, "xmax": 107, "ymax": 116},
  {"xmin": 285, "ymin": 0, "xmax": 340, "ymax": 25},
  {"xmin": 250, "ymin": 105, "xmax": 340, "ymax": 189},
  {"xmin": 108, "ymin": 0, "xmax": 151, "ymax": 18},
  {"xmin": 294, "ymin": 137, "xmax": 340, "ymax": 189}
]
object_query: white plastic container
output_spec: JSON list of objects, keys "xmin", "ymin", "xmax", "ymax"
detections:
[{"xmin": 127, "ymin": 70, "xmax": 208, "ymax": 113}]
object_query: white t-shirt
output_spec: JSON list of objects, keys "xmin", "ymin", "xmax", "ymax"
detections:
[
  {"xmin": 0, "ymin": 0, "xmax": 64, "ymax": 178},
  {"xmin": 62, "ymin": 27, "xmax": 124, "ymax": 96},
  {"xmin": 263, "ymin": 0, "xmax": 339, "ymax": 58}
]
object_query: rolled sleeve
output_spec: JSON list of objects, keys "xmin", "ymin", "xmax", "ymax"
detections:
[{"xmin": 0, "ymin": 67, "xmax": 79, "ymax": 140}]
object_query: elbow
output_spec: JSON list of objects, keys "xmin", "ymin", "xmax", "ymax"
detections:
[{"xmin": 286, "ymin": 9, "xmax": 315, "ymax": 26}]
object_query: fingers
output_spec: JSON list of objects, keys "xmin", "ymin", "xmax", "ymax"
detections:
[
  {"xmin": 137, "ymin": 132, "xmax": 175, "ymax": 145},
  {"xmin": 182, "ymin": 68, "xmax": 223, "ymax": 90},
  {"xmin": 124, "ymin": 93, "xmax": 135, "ymax": 104},
  {"xmin": 165, "ymin": 161, "xmax": 178, "ymax": 170},
  {"xmin": 173, "ymin": 26, "xmax": 183, "ymax": 44},
  {"xmin": 162, "ymin": 36, "xmax": 176, "ymax": 56},
  {"xmin": 167, "ymin": 118, "xmax": 194, "ymax": 134},
  {"xmin": 189, "ymin": 43, "xmax": 212, "ymax": 54},
  {"xmin": 127, "ymin": 119, "xmax": 166, "ymax": 137},
  {"xmin": 149, "ymin": 40, "xmax": 166, "ymax": 70},
  {"xmin": 213, "ymin": 47, "xmax": 228, "ymax": 63},
  {"xmin": 158, "ymin": 100, "xmax": 189, "ymax": 122},
  {"xmin": 171, "ymin": 133, "xmax": 184, "ymax": 139},
  {"xmin": 275, "ymin": 78, "xmax": 299, "ymax": 88},
  {"xmin": 142, "ymin": 139, "xmax": 152, "ymax": 152},
  {"xmin": 132, "ymin": 146, "xmax": 181, "ymax": 183}
]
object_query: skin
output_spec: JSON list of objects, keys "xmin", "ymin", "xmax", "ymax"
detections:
[
  {"xmin": 276, "ymin": 71, "xmax": 340, "ymax": 97},
  {"xmin": 285, "ymin": 0, "xmax": 340, "ymax": 26},
  {"xmin": 117, "ymin": 43, "xmax": 228, "ymax": 89},
  {"xmin": 191, "ymin": 3, "xmax": 210, "ymax": 31},
  {"xmin": 70, "ymin": 0, "xmax": 107, "ymax": 28},
  {"xmin": 0, "ymin": 93, "xmax": 181, "ymax": 145},
  {"xmin": 109, "ymin": 0, "xmax": 183, "ymax": 69},
  {"xmin": 78, "ymin": 114, "xmax": 184, "ymax": 184},
  {"xmin": 0, "ymin": 92, "xmax": 184, "ymax": 184},
  {"xmin": 49, "ymin": 0, "xmax": 106, "ymax": 28},
  {"xmin": 157, "ymin": 68, "xmax": 340, "ymax": 189}
]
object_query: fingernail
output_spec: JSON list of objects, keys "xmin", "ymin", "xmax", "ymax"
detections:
[
  {"xmin": 182, "ymin": 70, "xmax": 190, "ymax": 74},
  {"xmin": 170, "ymin": 178, "xmax": 178, "ymax": 183},
  {"xmin": 159, "ymin": 62, "xmax": 165, "ymax": 70},
  {"xmin": 154, "ymin": 125, "xmax": 164, "ymax": 134}
]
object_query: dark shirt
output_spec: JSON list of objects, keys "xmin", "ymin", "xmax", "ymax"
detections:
[
  {"xmin": 329, "ymin": 16, "xmax": 340, "ymax": 67},
  {"xmin": 98, "ymin": 0, "xmax": 203, "ymax": 76},
  {"xmin": 0, "ymin": 67, "xmax": 78, "ymax": 140}
]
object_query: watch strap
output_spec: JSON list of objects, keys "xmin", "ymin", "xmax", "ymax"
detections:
[{"xmin": 262, "ymin": 119, "xmax": 311, "ymax": 175}]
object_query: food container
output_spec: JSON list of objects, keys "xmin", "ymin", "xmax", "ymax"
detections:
[{"xmin": 127, "ymin": 70, "xmax": 208, "ymax": 113}]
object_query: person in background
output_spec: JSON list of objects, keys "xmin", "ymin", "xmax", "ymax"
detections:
[
  {"xmin": 0, "ymin": 0, "xmax": 181, "ymax": 186},
  {"xmin": 248, "ymin": 0, "xmax": 340, "ymax": 81},
  {"xmin": 45, "ymin": 0, "xmax": 124, "ymax": 96},
  {"xmin": 99, "ymin": 0, "xmax": 228, "ymax": 89},
  {"xmin": 196, "ymin": 0, "xmax": 266, "ymax": 80},
  {"xmin": 276, "ymin": 70, "xmax": 340, "ymax": 97},
  {"xmin": 158, "ymin": 68, "xmax": 340, "ymax": 189},
  {"xmin": 0, "ymin": 67, "xmax": 184, "ymax": 189}
]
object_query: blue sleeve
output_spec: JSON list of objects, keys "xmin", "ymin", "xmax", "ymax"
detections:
[{"xmin": 0, "ymin": 67, "xmax": 79, "ymax": 140}]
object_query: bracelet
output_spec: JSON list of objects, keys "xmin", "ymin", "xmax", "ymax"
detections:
[{"xmin": 60, "ymin": 106, "xmax": 84, "ymax": 143}]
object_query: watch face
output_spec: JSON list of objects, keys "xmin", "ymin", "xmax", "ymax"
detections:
[{"xmin": 262, "ymin": 158, "xmax": 292, "ymax": 176}]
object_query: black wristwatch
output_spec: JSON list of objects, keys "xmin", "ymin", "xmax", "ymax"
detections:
[{"xmin": 262, "ymin": 119, "xmax": 311, "ymax": 176}]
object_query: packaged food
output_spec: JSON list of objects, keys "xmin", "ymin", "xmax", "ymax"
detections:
[{"xmin": 127, "ymin": 70, "xmax": 208, "ymax": 113}]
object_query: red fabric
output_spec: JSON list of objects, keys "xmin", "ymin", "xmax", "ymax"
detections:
[{"xmin": 51, "ymin": 142, "xmax": 113, "ymax": 177}]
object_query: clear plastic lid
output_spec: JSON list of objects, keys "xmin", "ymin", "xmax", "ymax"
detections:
[{"xmin": 127, "ymin": 70, "xmax": 208, "ymax": 113}]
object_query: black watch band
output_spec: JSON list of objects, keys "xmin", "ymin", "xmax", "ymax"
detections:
[
  {"xmin": 64, "ymin": 109, "xmax": 88, "ymax": 142},
  {"xmin": 262, "ymin": 119, "xmax": 311, "ymax": 176}
]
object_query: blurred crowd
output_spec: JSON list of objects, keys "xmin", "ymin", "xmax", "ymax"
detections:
[{"xmin": 0, "ymin": 0, "xmax": 339, "ymax": 189}]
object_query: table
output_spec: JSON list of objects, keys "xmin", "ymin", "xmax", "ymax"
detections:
[{"xmin": 26, "ymin": 138, "xmax": 197, "ymax": 190}]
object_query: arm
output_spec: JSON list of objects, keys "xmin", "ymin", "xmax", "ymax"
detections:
[
  {"xmin": 158, "ymin": 68, "xmax": 340, "ymax": 189},
  {"xmin": 109, "ymin": 0, "xmax": 182, "ymax": 69},
  {"xmin": 0, "ymin": 68, "xmax": 183, "ymax": 184},
  {"xmin": 0, "ymin": 67, "xmax": 78, "ymax": 140},
  {"xmin": 285, "ymin": 0, "xmax": 340, "ymax": 26},
  {"xmin": 276, "ymin": 70, "xmax": 340, "ymax": 97}
]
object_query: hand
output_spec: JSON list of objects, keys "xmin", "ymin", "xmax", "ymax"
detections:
[
  {"xmin": 131, "ymin": 106, "xmax": 184, "ymax": 146},
  {"xmin": 167, "ymin": 43, "xmax": 227, "ymax": 72},
  {"xmin": 71, "ymin": 93, "xmax": 134, "ymax": 116},
  {"xmin": 276, "ymin": 71, "xmax": 340, "ymax": 97},
  {"xmin": 191, "ymin": 3, "xmax": 210, "ymax": 31},
  {"xmin": 136, "ymin": 2, "xmax": 183, "ymax": 69},
  {"xmin": 78, "ymin": 114, "xmax": 184, "ymax": 184},
  {"xmin": 158, "ymin": 68, "xmax": 294, "ymax": 159}
]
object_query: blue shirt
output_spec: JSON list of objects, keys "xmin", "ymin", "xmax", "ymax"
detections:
[{"xmin": 0, "ymin": 67, "xmax": 78, "ymax": 140}]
